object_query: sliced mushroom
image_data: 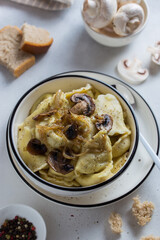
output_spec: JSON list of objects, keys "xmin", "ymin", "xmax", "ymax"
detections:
[
  {"xmin": 70, "ymin": 93, "xmax": 95, "ymax": 116},
  {"xmin": 27, "ymin": 138, "xmax": 47, "ymax": 155},
  {"xmin": 47, "ymin": 150, "xmax": 74, "ymax": 175},
  {"xmin": 117, "ymin": 58, "xmax": 149, "ymax": 84},
  {"xmin": 148, "ymin": 42, "xmax": 160, "ymax": 65},
  {"xmin": 82, "ymin": 0, "xmax": 117, "ymax": 29},
  {"xmin": 33, "ymin": 109, "xmax": 57, "ymax": 121},
  {"xmin": 113, "ymin": 3, "xmax": 144, "ymax": 36},
  {"xmin": 95, "ymin": 114, "xmax": 113, "ymax": 132},
  {"xmin": 64, "ymin": 124, "xmax": 78, "ymax": 140}
]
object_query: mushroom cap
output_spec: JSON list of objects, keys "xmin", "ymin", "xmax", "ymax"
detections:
[
  {"xmin": 148, "ymin": 42, "xmax": 160, "ymax": 65},
  {"xmin": 70, "ymin": 93, "xmax": 95, "ymax": 116},
  {"xmin": 113, "ymin": 3, "xmax": 145, "ymax": 36},
  {"xmin": 27, "ymin": 138, "xmax": 47, "ymax": 155},
  {"xmin": 117, "ymin": 58, "xmax": 149, "ymax": 84},
  {"xmin": 82, "ymin": 0, "xmax": 117, "ymax": 29},
  {"xmin": 65, "ymin": 124, "xmax": 78, "ymax": 140}
]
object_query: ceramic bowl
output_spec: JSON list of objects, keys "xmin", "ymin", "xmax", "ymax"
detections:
[
  {"xmin": 7, "ymin": 74, "xmax": 139, "ymax": 197},
  {"xmin": 0, "ymin": 204, "xmax": 46, "ymax": 240},
  {"xmin": 82, "ymin": 0, "xmax": 149, "ymax": 47}
]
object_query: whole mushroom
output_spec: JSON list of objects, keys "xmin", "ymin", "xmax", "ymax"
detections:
[
  {"xmin": 113, "ymin": 3, "xmax": 145, "ymax": 36},
  {"xmin": 70, "ymin": 93, "xmax": 95, "ymax": 116},
  {"xmin": 82, "ymin": 0, "xmax": 117, "ymax": 29}
]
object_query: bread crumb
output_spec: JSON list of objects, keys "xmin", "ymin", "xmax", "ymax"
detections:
[
  {"xmin": 108, "ymin": 213, "xmax": 123, "ymax": 234},
  {"xmin": 141, "ymin": 236, "xmax": 160, "ymax": 240},
  {"xmin": 132, "ymin": 196, "xmax": 154, "ymax": 226}
]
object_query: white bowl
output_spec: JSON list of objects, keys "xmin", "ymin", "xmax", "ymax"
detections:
[
  {"xmin": 0, "ymin": 204, "xmax": 46, "ymax": 240},
  {"xmin": 82, "ymin": 0, "xmax": 149, "ymax": 47},
  {"xmin": 7, "ymin": 74, "xmax": 139, "ymax": 197}
]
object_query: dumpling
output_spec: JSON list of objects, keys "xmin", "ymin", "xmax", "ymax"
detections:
[
  {"xmin": 75, "ymin": 130, "xmax": 112, "ymax": 174},
  {"xmin": 18, "ymin": 126, "xmax": 47, "ymax": 172},
  {"xmin": 95, "ymin": 94, "xmax": 130, "ymax": 136},
  {"xmin": 111, "ymin": 152, "xmax": 128, "ymax": 174},
  {"xmin": 76, "ymin": 162, "xmax": 113, "ymax": 186},
  {"xmin": 39, "ymin": 169, "xmax": 79, "ymax": 187},
  {"xmin": 65, "ymin": 84, "xmax": 92, "ymax": 98},
  {"xmin": 112, "ymin": 133, "xmax": 131, "ymax": 158}
]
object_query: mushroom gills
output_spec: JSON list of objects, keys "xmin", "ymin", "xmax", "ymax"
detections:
[
  {"xmin": 95, "ymin": 114, "xmax": 113, "ymax": 132},
  {"xmin": 47, "ymin": 150, "xmax": 74, "ymax": 175},
  {"xmin": 117, "ymin": 58, "xmax": 149, "ymax": 84},
  {"xmin": 70, "ymin": 93, "xmax": 95, "ymax": 116}
]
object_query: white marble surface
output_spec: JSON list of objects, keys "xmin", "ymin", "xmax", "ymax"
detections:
[{"xmin": 0, "ymin": 0, "xmax": 160, "ymax": 239}]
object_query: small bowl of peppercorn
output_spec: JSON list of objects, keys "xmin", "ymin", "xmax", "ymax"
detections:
[{"xmin": 0, "ymin": 204, "xmax": 46, "ymax": 240}]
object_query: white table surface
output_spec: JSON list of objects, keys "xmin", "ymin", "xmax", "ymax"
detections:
[{"xmin": 0, "ymin": 0, "xmax": 160, "ymax": 239}]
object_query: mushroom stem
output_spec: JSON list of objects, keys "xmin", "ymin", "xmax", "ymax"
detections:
[{"xmin": 127, "ymin": 17, "xmax": 140, "ymax": 33}]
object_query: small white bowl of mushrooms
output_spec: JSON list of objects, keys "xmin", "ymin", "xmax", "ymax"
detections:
[{"xmin": 82, "ymin": 0, "xmax": 149, "ymax": 47}]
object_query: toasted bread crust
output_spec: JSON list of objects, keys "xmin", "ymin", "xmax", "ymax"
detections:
[
  {"xmin": 21, "ymin": 23, "xmax": 53, "ymax": 54},
  {"xmin": 21, "ymin": 38, "xmax": 53, "ymax": 54},
  {"xmin": 14, "ymin": 55, "xmax": 35, "ymax": 77}
]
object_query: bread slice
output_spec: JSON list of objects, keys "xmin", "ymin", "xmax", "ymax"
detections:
[
  {"xmin": 21, "ymin": 23, "xmax": 53, "ymax": 54},
  {"xmin": 0, "ymin": 26, "xmax": 35, "ymax": 77}
]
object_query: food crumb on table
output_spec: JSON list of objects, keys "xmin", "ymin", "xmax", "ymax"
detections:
[
  {"xmin": 132, "ymin": 196, "xmax": 154, "ymax": 226},
  {"xmin": 108, "ymin": 212, "xmax": 123, "ymax": 234},
  {"xmin": 140, "ymin": 236, "xmax": 160, "ymax": 240}
]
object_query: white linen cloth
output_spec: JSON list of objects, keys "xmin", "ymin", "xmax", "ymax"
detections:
[{"xmin": 8, "ymin": 0, "xmax": 74, "ymax": 10}]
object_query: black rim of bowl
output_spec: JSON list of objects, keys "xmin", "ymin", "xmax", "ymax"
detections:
[{"xmin": 8, "ymin": 74, "xmax": 139, "ymax": 192}]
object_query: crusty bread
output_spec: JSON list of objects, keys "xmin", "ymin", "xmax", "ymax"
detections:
[
  {"xmin": 132, "ymin": 196, "xmax": 154, "ymax": 226},
  {"xmin": 21, "ymin": 23, "xmax": 53, "ymax": 54},
  {"xmin": 108, "ymin": 213, "xmax": 123, "ymax": 234},
  {"xmin": 0, "ymin": 26, "xmax": 35, "ymax": 77}
]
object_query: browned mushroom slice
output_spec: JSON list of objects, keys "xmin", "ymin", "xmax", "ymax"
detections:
[
  {"xmin": 64, "ymin": 124, "xmax": 78, "ymax": 140},
  {"xmin": 32, "ymin": 109, "xmax": 57, "ymax": 121},
  {"xmin": 95, "ymin": 114, "xmax": 113, "ymax": 132},
  {"xmin": 70, "ymin": 93, "xmax": 95, "ymax": 116},
  {"xmin": 27, "ymin": 138, "xmax": 47, "ymax": 155},
  {"xmin": 47, "ymin": 150, "xmax": 74, "ymax": 175}
]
